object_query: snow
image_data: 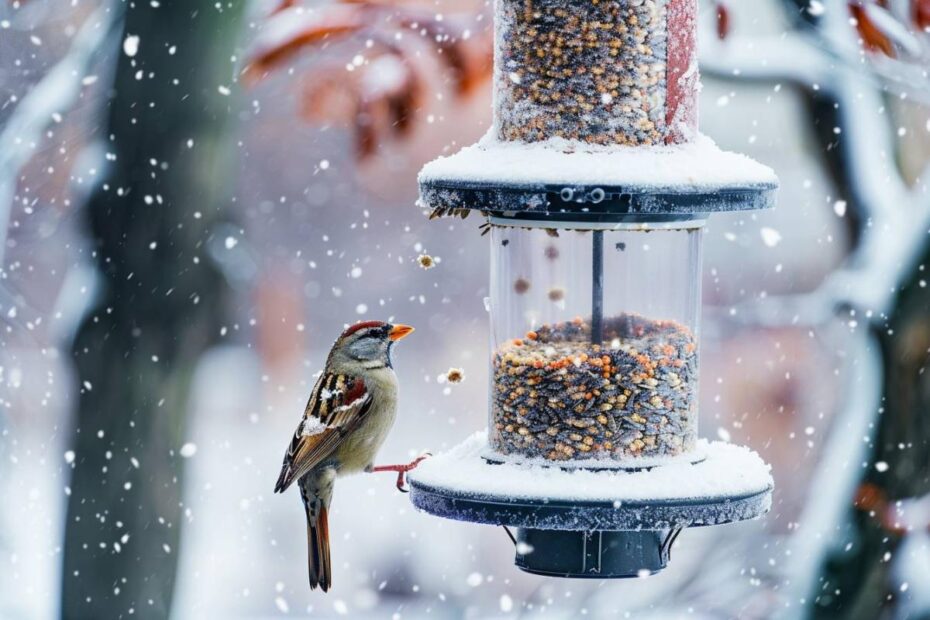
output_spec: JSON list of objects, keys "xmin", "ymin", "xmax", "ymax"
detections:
[
  {"xmin": 122, "ymin": 35, "xmax": 139, "ymax": 57},
  {"xmin": 418, "ymin": 131, "xmax": 778, "ymax": 191},
  {"xmin": 482, "ymin": 444, "xmax": 709, "ymax": 472},
  {"xmin": 408, "ymin": 431, "xmax": 772, "ymax": 503},
  {"xmin": 760, "ymin": 227, "xmax": 782, "ymax": 247},
  {"xmin": 300, "ymin": 416, "xmax": 327, "ymax": 437}
]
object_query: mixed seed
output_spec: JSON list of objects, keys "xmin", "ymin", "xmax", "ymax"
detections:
[
  {"xmin": 496, "ymin": 0, "xmax": 669, "ymax": 145},
  {"xmin": 491, "ymin": 313, "xmax": 697, "ymax": 463}
]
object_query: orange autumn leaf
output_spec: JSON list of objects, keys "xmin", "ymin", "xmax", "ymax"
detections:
[
  {"xmin": 849, "ymin": 2, "xmax": 896, "ymax": 57},
  {"xmin": 243, "ymin": 1, "xmax": 492, "ymax": 159}
]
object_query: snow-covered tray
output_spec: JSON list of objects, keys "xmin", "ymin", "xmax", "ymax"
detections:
[
  {"xmin": 418, "ymin": 133, "xmax": 778, "ymax": 217},
  {"xmin": 408, "ymin": 432, "xmax": 773, "ymax": 531}
]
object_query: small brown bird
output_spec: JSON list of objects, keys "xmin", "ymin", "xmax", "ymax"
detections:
[{"xmin": 274, "ymin": 320, "xmax": 423, "ymax": 592}]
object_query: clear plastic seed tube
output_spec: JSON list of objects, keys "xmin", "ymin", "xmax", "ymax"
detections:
[{"xmin": 488, "ymin": 222, "xmax": 703, "ymax": 467}]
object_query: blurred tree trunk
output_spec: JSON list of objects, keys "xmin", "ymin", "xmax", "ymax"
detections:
[
  {"xmin": 62, "ymin": 2, "xmax": 245, "ymax": 618},
  {"xmin": 811, "ymin": 244, "xmax": 930, "ymax": 619}
]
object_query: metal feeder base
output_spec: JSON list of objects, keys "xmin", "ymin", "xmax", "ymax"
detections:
[
  {"xmin": 407, "ymin": 434, "xmax": 773, "ymax": 580},
  {"xmin": 514, "ymin": 529, "xmax": 677, "ymax": 578}
]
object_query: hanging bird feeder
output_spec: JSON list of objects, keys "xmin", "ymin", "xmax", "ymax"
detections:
[{"xmin": 409, "ymin": 0, "xmax": 777, "ymax": 578}]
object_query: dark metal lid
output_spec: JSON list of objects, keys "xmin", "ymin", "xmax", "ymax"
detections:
[
  {"xmin": 420, "ymin": 177, "xmax": 777, "ymax": 221},
  {"xmin": 417, "ymin": 135, "xmax": 778, "ymax": 220}
]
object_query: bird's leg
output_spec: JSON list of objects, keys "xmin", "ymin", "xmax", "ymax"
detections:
[{"xmin": 370, "ymin": 454, "xmax": 431, "ymax": 493}]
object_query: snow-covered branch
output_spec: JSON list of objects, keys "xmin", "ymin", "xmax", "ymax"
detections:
[
  {"xmin": 701, "ymin": 5, "xmax": 930, "ymax": 326},
  {"xmin": 701, "ymin": 31, "xmax": 831, "ymax": 87},
  {"xmin": 702, "ymin": 1, "xmax": 930, "ymax": 615},
  {"xmin": 0, "ymin": 4, "xmax": 121, "ymax": 269}
]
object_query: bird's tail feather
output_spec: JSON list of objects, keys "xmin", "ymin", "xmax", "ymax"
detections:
[
  {"xmin": 274, "ymin": 463, "xmax": 292, "ymax": 493},
  {"xmin": 306, "ymin": 501, "xmax": 331, "ymax": 591}
]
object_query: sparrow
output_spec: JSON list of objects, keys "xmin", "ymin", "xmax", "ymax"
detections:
[{"xmin": 274, "ymin": 320, "xmax": 425, "ymax": 592}]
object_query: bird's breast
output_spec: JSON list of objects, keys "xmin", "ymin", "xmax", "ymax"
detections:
[{"xmin": 333, "ymin": 370, "xmax": 398, "ymax": 473}]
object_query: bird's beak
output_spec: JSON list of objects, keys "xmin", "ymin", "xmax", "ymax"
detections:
[{"xmin": 388, "ymin": 324, "xmax": 415, "ymax": 341}]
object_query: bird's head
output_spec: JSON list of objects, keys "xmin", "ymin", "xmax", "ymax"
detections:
[{"xmin": 330, "ymin": 320, "xmax": 414, "ymax": 369}]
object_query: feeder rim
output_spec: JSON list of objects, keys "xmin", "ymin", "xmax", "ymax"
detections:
[
  {"xmin": 407, "ymin": 433, "xmax": 774, "ymax": 531},
  {"xmin": 417, "ymin": 132, "xmax": 778, "ymax": 218},
  {"xmin": 487, "ymin": 215, "xmax": 706, "ymax": 231},
  {"xmin": 408, "ymin": 477, "xmax": 773, "ymax": 532},
  {"xmin": 410, "ymin": 476, "xmax": 773, "ymax": 513},
  {"xmin": 420, "ymin": 179, "xmax": 776, "ymax": 219}
]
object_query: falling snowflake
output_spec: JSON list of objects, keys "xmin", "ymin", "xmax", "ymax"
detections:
[
  {"xmin": 500, "ymin": 595, "xmax": 514, "ymax": 612},
  {"xmin": 760, "ymin": 227, "xmax": 782, "ymax": 247},
  {"xmin": 123, "ymin": 35, "xmax": 140, "ymax": 57},
  {"xmin": 301, "ymin": 417, "xmax": 327, "ymax": 437}
]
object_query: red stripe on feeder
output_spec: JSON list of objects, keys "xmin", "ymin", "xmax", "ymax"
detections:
[
  {"xmin": 666, "ymin": 0, "xmax": 698, "ymax": 143},
  {"xmin": 494, "ymin": 0, "xmax": 701, "ymax": 146}
]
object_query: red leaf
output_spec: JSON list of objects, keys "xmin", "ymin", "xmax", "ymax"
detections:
[
  {"xmin": 716, "ymin": 2, "xmax": 731, "ymax": 41},
  {"xmin": 849, "ymin": 2, "xmax": 895, "ymax": 57},
  {"xmin": 914, "ymin": 0, "xmax": 930, "ymax": 29},
  {"xmin": 243, "ymin": 5, "xmax": 367, "ymax": 82}
]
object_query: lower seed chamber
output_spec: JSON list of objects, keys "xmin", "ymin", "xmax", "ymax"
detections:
[{"xmin": 490, "ymin": 313, "xmax": 698, "ymax": 463}]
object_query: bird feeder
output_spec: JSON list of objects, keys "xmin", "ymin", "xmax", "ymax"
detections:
[{"xmin": 409, "ymin": 0, "xmax": 777, "ymax": 578}]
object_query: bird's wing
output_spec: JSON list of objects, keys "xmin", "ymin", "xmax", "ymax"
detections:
[{"xmin": 274, "ymin": 372, "xmax": 373, "ymax": 493}]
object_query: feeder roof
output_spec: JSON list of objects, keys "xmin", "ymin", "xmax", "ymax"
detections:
[{"xmin": 419, "ymin": 132, "xmax": 778, "ymax": 219}]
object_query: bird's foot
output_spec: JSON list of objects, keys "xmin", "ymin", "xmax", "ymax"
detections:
[{"xmin": 371, "ymin": 453, "xmax": 432, "ymax": 493}]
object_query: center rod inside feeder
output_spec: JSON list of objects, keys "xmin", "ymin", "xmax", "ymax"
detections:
[{"xmin": 591, "ymin": 230, "xmax": 604, "ymax": 344}]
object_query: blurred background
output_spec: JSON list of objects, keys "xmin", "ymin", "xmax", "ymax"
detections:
[{"xmin": 1, "ymin": 0, "xmax": 929, "ymax": 618}]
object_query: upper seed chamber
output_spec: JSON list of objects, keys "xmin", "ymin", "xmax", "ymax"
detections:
[{"xmin": 495, "ymin": 0, "xmax": 697, "ymax": 145}]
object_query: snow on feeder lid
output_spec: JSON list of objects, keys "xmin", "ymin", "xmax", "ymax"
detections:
[{"xmin": 410, "ymin": 0, "xmax": 777, "ymax": 579}]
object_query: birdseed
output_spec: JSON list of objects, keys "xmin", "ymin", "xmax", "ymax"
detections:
[
  {"xmin": 490, "ymin": 313, "xmax": 697, "ymax": 464},
  {"xmin": 496, "ymin": 0, "xmax": 674, "ymax": 145}
]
